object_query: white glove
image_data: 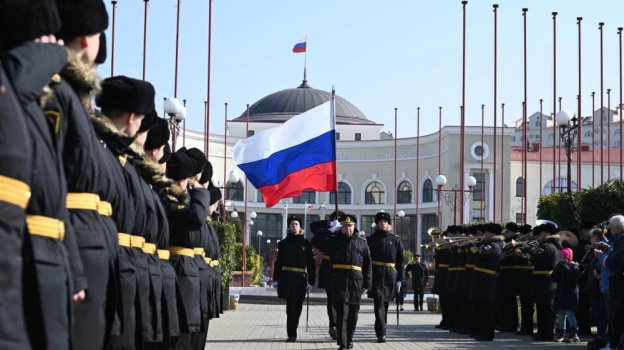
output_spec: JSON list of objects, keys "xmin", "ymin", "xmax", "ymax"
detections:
[
  {"xmin": 272, "ymin": 281, "xmax": 278, "ymax": 288},
  {"xmin": 396, "ymin": 281, "xmax": 402, "ymax": 289},
  {"xmin": 329, "ymin": 220, "xmax": 341, "ymax": 232},
  {"xmin": 306, "ymin": 284, "xmax": 313, "ymax": 293},
  {"xmin": 362, "ymin": 289, "xmax": 368, "ymax": 295}
]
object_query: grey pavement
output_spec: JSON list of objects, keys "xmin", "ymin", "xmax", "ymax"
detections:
[{"xmin": 204, "ymin": 302, "xmax": 589, "ymax": 350}]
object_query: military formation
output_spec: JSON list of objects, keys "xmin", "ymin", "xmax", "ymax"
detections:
[
  {"xmin": 0, "ymin": 0, "xmax": 222, "ymax": 349},
  {"xmin": 427, "ymin": 219, "xmax": 624, "ymax": 349}
]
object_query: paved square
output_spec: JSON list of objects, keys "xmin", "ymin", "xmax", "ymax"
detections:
[{"xmin": 204, "ymin": 302, "xmax": 588, "ymax": 349}]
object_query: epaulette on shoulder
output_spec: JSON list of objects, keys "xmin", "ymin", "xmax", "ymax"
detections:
[
  {"xmin": 357, "ymin": 236, "xmax": 366, "ymax": 241},
  {"xmin": 167, "ymin": 195, "xmax": 178, "ymax": 203},
  {"xmin": 51, "ymin": 74, "xmax": 61, "ymax": 85}
]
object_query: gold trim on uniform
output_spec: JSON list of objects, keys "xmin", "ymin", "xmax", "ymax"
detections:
[
  {"xmin": 193, "ymin": 247, "xmax": 205, "ymax": 257},
  {"xmin": 473, "ymin": 266, "xmax": 497, "ymax": 275},
  {"xmin": 118, "ymin": 233, "xmax": 131, "ymax": 247},
  {"xmin": 533, "ymin": 270, "xmax": 553, "ymax": 275},
  {"xmin": 142, "ymin": 243, "xmax": 156, "ymax": 255},
  {"xmin": 0, "ymin": 175, "xmax": 31, "ymax": 209},
  {"xmin": 282, "ymin": 266, "xmax": 306, "ymax": 273},
  {"xmin": 98, "ymin": 201, "xmax": 112, "ymax": 216},
  {"xmin": 169, "ymin": 246, "xmax": 194, "ymax": 258},
  {"xmin": 333, "ymin": 264, "xmax": 362, "ymax": 272},
  {"xmin": 210, "ymin": 260, "xmax": 219, "ymax": 267},
  {"xmin": 66, "ymin": 192, "xmax": 100, "ymax": 211},
  {"xmin": 130, "ymin": 235, "xmax": 145, "ymax": 248},
  {"xmin": 372, "ymin": 261, "xmax": 396, "ymax": 268},
  {"xmin": 26, "ymin": 214, "xmax": 65, "ymax": 240},
  {"xmin": 157, "ymin": 249, "xmax": 170, "ymax": 260}
]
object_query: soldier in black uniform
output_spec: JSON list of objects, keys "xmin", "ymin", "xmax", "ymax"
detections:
[
  {"xmin": 366, "ymin": 211, "xmax": 405, "ymax": 343},
  {"xmin": 273, "ymin": 215, "xmax": 316, "ymax": 342},
  {"xmin": 43, "ymin": 1, "xmax": 116, "ymax": 348},
  {"xmin": 444, "ymin": 226, "xmax": 462, "ymax": 332},
  {"xmin": 468, "ymin": 223, "xmax": 504, "ymax": 341},
  {"xmin": 0, "ymin": 1, "xmax": 61, "ymax": 348},
  {"xmin": 513, "ymin": 224, "xmax": 535, "ymax": 336},
  {"xmin": 160, "ymin": 151, "xmax": 210, "ymax": 349},
  {"xmin": 310, "ymin": 210, "xmax": 344, "ymax": 340},
  {"xmin": 203, "ymin": 182, "xmax": 222, "ymax": 320},
  {"xmin": 312, "ymin": 214, "xmax": 372, "ymax": 350},
  {"xmin": 406, "ymin": 254, "xmax": 428, "ymax": 311},
  {"xmin": 516, "ymin": 222, "xmax": 561, "ymax": 341},
  {"xmin": 459, "ymin": 224, "xmax": 480, "ymax": 336},
  {"xmin": 432, "ymin": 227, "xmax": 451, "ymax": 329}
]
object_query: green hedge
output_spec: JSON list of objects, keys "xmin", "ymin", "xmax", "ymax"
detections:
[
  {"xmin": 233, "ymin": 243, "xmax": 263, "ymax": 285},
  {"xmin": 214, "ymin": 221, "xmax": 237, "ymax": 289}
]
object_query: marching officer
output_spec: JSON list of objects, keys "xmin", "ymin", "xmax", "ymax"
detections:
[
  {"xmin": 273, "ymin": 215, "xmax": 316, "ymax": 342},
  {"xmin": 312, "ymin": 214, "xmax": 372, "ymax": 350},
  {"xmin": 516, "ymin": 221, "xmax": 561, "ymax": 341},
  {"xmin": 366, "ymin": 211, "xmax": 405, "ymax": 343},
  {"xmin": 406, "ymin": 254, "xmax": 429, "ymax": 311},
  {"xmin": 468, "ymin": 223, "xmax": 504, "ymax": 341},
  {"xmin": 310, "ymin": 210, "xmax": 344, "ymax": 340}
]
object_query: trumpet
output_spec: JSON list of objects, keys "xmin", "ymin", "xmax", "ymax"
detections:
[{"xmin": 420, "ymin": 227, "xmax": 444, "ymax": 249}]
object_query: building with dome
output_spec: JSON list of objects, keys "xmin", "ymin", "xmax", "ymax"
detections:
[{"xmin": 180, "ymin": 79, "xmax": 622, "ymax": 263}]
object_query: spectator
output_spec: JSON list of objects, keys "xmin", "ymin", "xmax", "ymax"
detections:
[{"xmin": 552, "ymin": 248, "xmax": 581, "ymax": 343}]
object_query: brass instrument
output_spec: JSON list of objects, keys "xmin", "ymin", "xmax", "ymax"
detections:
[
  {"xmin": 557, "ymin": 230, "xmax": 579, "ymax": 250},
  {"xmin": 420, "ymin": 227, "xmax": 443, "ymax": 249},
  {"xmin": 500, "ymin": 234, "xmax": 561, "ymax": 259},
  {"xmin": 501, "ymin": 233, "xmax": 534, "ymax": 251},
  {"xmin": 435, "ymin": 236, "xmax": 482, "ymax": 248}
]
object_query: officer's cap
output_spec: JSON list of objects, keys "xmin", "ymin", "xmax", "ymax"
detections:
[
  {"xmin": 287, "ymin": 215, "xmax": 302, "ymax": 226},
  {"xmin": 340, "ymin": 214, "xmax": 357, "ymax": 225}
]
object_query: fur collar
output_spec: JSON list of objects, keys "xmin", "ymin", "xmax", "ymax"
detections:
[
  {"xmin": 162, "ymin": 183, "xmax": 190, "ymax": 204},
  {"xmin": 90, "ymin": 110, "xmax": 136, "ymax": 156},
  {"xmin": 132, "ymin": 147, "xmax": 173, "ymax": 189},
  {"xmin": 61, "ymin": 50, "xmax": 100, "ymax": 110}
]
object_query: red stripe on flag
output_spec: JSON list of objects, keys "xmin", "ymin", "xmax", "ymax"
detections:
[{"xmin": 259, "ymin": 161, "xmax": 336, "ymax": 207}]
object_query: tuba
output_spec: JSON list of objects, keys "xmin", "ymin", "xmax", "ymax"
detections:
[{"xmin": 557, "ymin": 230, "xmax": 579, "ymax": 250}]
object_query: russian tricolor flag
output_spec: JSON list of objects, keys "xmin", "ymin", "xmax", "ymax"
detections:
[
  {"xmin": 292, "ymin": 39, "xmax": 306, "ymax": 53},
  {"xmin": 233, "ymin": 101, "xmax": 337, "ymax": 208}
]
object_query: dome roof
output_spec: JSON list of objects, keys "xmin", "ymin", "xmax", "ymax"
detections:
[{"xmin": 235, "ymin": 80, "xmax": 374, "ymax": 124}]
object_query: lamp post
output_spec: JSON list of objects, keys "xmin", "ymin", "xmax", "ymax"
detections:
[
  {"xmin": 257, "ymin": 230, "xmax": 263, "ymax": 257},
  {"xmin": 163, "ymin": 97, "xmax": 186, "ymax": 151},
  {"xmin": 556, "ymin": 110, "xmax": 579, "ymax": 194},
  {"xmin": 435, "ymin": 174, "xmax": 477, "ymax": 225}
]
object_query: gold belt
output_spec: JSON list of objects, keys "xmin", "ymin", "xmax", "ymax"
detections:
[
  {"xmin": 157, "ymin": 249, "xmax": 170, "ymax": 260},
  {"xmin": 474, "ymin": 266, "xmax": 497, "ymax": 275},
  {"xmin": 372, "ymin": 261, "xmax": 395, "ymax": 268},
  {"xmin": 449, "ymin": 267, "xmax": 466, "ymax": 272},
  {"xmin": 26, "ymin": 214, "xmax": 65, "ymax": 240},
  {"xmin": 98, "ymin": 201, "xmax": 112, "ymax": 216},
  {"xmin": 333, "ymin": 264, "xmax": 362, "ymax": 272},
  {"xmin": 169, "ymin": 246, "xmax": 194, "ymax": 258},
  {"xmin": 118, "ymin": 233, "xmax": 131, "ymax": 247},
  {"xmin": 323, "ymin": 256, "xmax": 331, "ymax": 260},
  {"xmin": 142, "ymin": 243, "xmax": 156, "ymax": 255},
  {"xmin": 193, "ymin": 247, "xmax": 205, "ymax": 257},
  {"xmin": 65, "ymin": 193, "xmax": 113, "ymax": 217},
  {"xmin": 283, "ymin": 266, "xmax": 306, "ymax": 273},
  {"xmin": 0, "ymin": 175, "xmax": 31, "ymax": 209},
  {"xmin": 204, "ymin": 257, "xmax": 212, "ymax": 264},
  {"xmin": 210, "ymin": 260, "xmax": 219, "ymax": 267},
  {"xmin": 533, "ymin": 270, "xmax": 553, "ymax": 275},
  {"xmin": 130, "ymin": 235, "xmax": 145, "ymax": 248},
  {"xmin": 465, "ymin": 264, "xmax": 475, "ymax": 268},
  {"xmin": 438, "ymin": 264, "xmax": 449, "ymax": 268}
]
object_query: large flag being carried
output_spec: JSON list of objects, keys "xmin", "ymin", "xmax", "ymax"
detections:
[{"xmin": 233, "ymin": 101, "xmax": 337, "ymax": 207}]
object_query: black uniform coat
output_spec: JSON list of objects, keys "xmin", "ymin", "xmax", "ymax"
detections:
[
  {"xmin": 366, "ymin": 229, "xmax": 405, "ymax": 301},
  {"xmin": 274, "ymin": 232, "xmax": 316, "ymax": 301},
  {"xmin": 44, "ymin": 52, "xmax": 121, "ymax": 350},
  {"xmin": 406, "ymin": 261, "xmax": 429, "ymax": 291},
  {"xmin": 552, "ymin": 261, "xmax": 580, "ymax": 311},
  {"xmin": 205, "ymin": 220, "xmax": 222, "ymax": 319},
  {"xmin": 431, "ymin": 245, "xmax": 451, "ymax": 296},
  {"xmin": 310, "ymin": 220, "xmax": 333, "ymax": 290},
  {"xmin": 161, "ymin": 184, "xmax": 210, "ymax": 333},
  {"xmin": 523, "ymin": 237, "xmax": 561, "ymax": 305},
  {"xmin": 190, "ymin": 219, "xmax": 210, "ymax": 331},
  {"xmin": 6, "ymin": 42, "xmax": 84, "ymax": 350},
  {"xmin": 448, "ymin": 245, "xmax": 466, "ymax": 298},
  {"xmin": 461, "ymin": 242, "xmax": 478, "ymax": 296},
  {"xmin": 468, "ymin": 236, "xmax": 504, "ymax": 303},
  {"xmin": 0, "ymin": 48, "xmax": 34, "ymax": 350},
  {"xmin": 312, "ymin": 230, "xmax": 372, "ymax": 304}
]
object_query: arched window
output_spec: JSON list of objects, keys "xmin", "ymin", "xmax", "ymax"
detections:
[
  {"xmin": 365, "ymin": 181, "xmax": 385, "ymax": 204},
  {"xmin": 330, "ymin": 182, "xmax": 351, "ymax": 204},
  {"xmin": 397, "ymin": 181, "xmax": 412, "ymax": 204},
  {"xmin": 293, "ymin": 190, "xmax": 315, "ymax": 204},
  {"xmin": 543, "ymin": 178, "xmax": 578, "ymax": 194},
  {"xmin": 226, "ymin": 180, "xmax": 244, "ymax": 201},
  {"xmin": 422, "ymin": 179, "xmax": 433, "ymax": 203},
  {"xmin": 515, "ymin": 177, "xmax": 524, "ymax": 197}
]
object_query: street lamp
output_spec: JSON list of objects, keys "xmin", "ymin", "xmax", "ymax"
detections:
[
  {"xmin": 163, "ymin": 97, "xmax": 185, "ymax": 151},
  {"xmin": 435, "ymin": 174, "xmax": 477, "ymax": 225},
  {"xmin": 556, "ymin": 109, "xmax": 579, "ymax": 194},
  {"xmin": 257, "ymin": 230, "xmax": 263, "ymax": 256}
]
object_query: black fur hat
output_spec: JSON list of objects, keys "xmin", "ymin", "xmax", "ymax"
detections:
[
  {"xmin": 138, "ymin": 109, "xmax": 158, "ymax": 133},
  {"xmin": 159, "ymin": 143, "xmax": 171, "ymax": 164},
  {"xmin": 518, "ymin": 224, "xmax": 532, "ymax": 234},
  {"xmin": 533, "ymin": 223, "xmax": 557, "ymax": 235},
  {"xmin": 185, "ymin": 148, "xmax": 208, "ymax": 175},
  {"xmin": 198, "ymin": 170, "xmax": 211, "ymax": 185},
  {"xmin": 375, "ymin": 211, "xmax": 392, "ymax": 224},
  {"xmin": 505, "ymin": 222, "xmax": 519, "ymax": 233},
  {"xmin": 94, "ymin": 31, "xmax": 107, "ymax": 65},
  {"xmin": 209, "ymin": 186, "xmax": 222, "ymax": 206},
  {"xmin": 166, "ymin": 151, "xmax": 194, "ymax": 181},
  {"xmin": 0, "ymin": 0, "xmax": 61, "ymax": 50},
  {"xmin": 486, "ymin": 223, "xmax": 503, "ymax": 235},
  {"xmin": 144, "ymin": 117, "xmax": 170, "ymax": 151},
  {"xmin": 97, "ymin": 76, "xmax": 155, "ymax": 115},
  {"xmin": 287, "ymin": 215, "xmax": 302, "ymax": 227},
  {"xmin": 55, "ymin": 0, "xmax": 108, "ymax": 40}
]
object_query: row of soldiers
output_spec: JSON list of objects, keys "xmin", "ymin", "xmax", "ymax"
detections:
[
  {"xmin": 0, "ymin": 0, "xmax": 222, "ymax": 349},
  {"xmin": 429, "ymin": 220, "xmax": 622, "ymax": 344}
]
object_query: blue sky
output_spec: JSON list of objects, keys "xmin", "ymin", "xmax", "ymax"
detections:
[{"xmin": 97, "ymin": 0, "xmax": 624, "ymax": 138}]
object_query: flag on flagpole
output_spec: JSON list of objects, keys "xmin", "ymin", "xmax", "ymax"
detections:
[
  {"xmin": 233, "ymin": 101, "xmax": 337, "ymax": 208},
  {"xmin": 292, "ymin": 39, "xmax": 306, "ymax": 53},
  {"xmin": 306, "ymin": 204, "xmax": 314, "ymax": 212},
  {"xmin": 318, "ymin": 202, "xmax": 326, "ymax": 210}
]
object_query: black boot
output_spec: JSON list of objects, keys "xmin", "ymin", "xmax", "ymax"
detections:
[
  {"xmin": 565, "ymin": 327, "xmax": 579, "ymax": 343},
  {"xmin": 554, "ymin": 329, "xmax": 565, "ymax": 342}
]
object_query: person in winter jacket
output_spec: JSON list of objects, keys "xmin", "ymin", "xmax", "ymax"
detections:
[{"xmin": 552, "ymin": 248, "xmax": 581, "ymax": 343}]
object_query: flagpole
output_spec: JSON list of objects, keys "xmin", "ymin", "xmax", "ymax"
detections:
[
  {"xmin": 304, "ymin": 35, "xmax": 307, "ymax": 82},
  {"xmin": 110, "ymin": 1, "xmax": 117, "ymax": 77},
  {"xmin": 304, "ymin": 201, "xmax": 308, "ymax": 238},
  {"xmin": 242, "ymin": 103, "xmax": 250, "ymax": 287},
  {"xmin": 332, "ymin": 87, "xmax": 339, "ymax": 216},
  {"xmin": 415, "ymin": 107, "xmax": 420, "ymax": 255}
]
